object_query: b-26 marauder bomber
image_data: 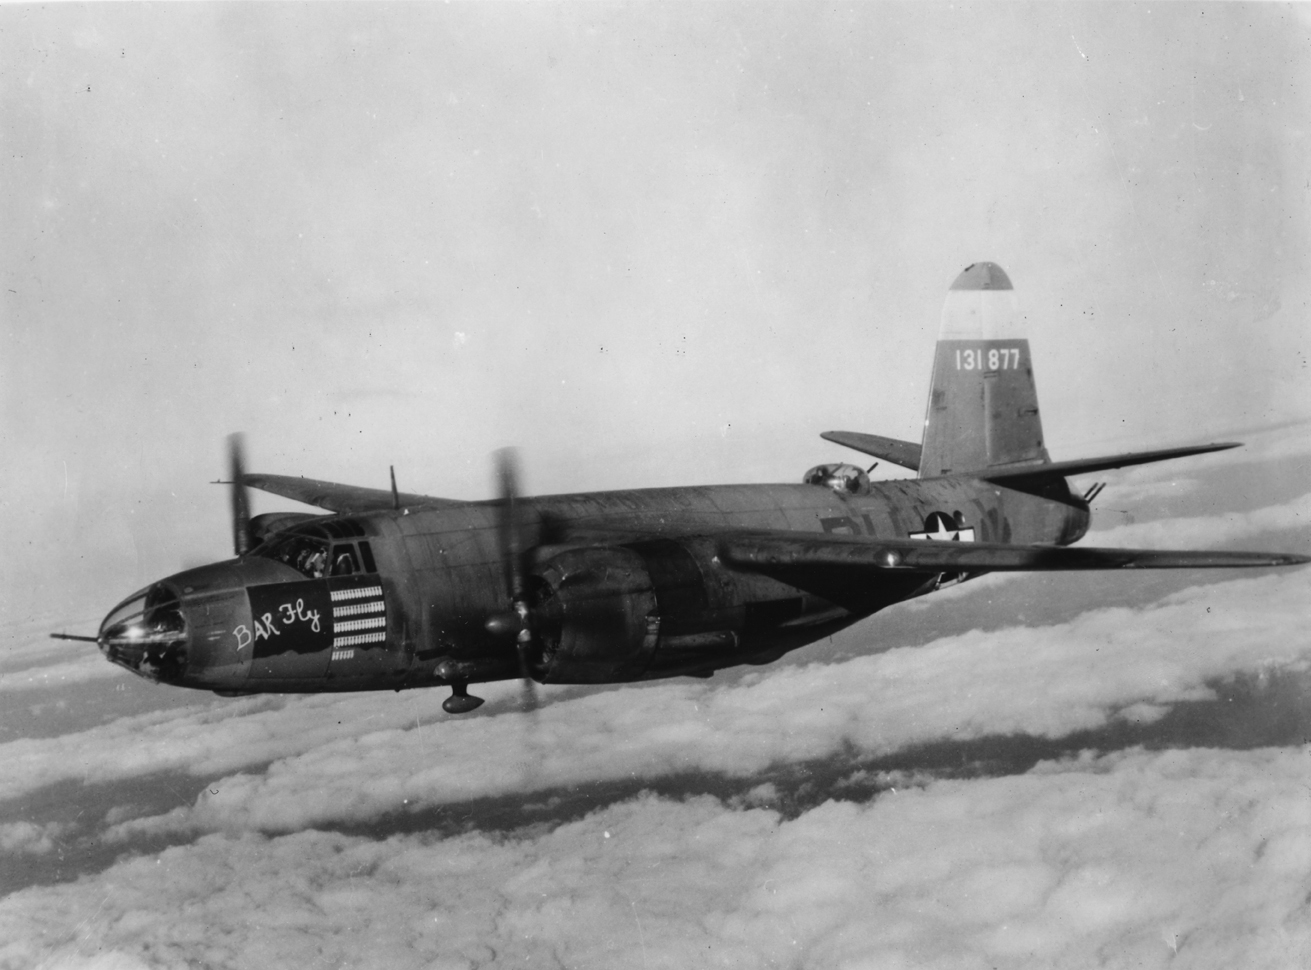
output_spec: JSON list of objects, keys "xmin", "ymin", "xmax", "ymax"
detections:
[{"xmin": 56, "ymin": 263, "xmax": 1308, "ymax": 713}]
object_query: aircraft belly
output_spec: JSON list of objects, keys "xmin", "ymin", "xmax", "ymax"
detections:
[{"xmin": 631, "ymin": 537, "xmax": 865, "ymax": 679}]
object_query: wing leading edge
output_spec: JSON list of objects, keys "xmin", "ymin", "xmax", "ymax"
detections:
[
  {"xmin": 718, "ymin": 531, "xmax": 1309, "ymax": 573},
  {"xmin": 241, "ymin": 473, "xmax": 467, "ymax": 514}
]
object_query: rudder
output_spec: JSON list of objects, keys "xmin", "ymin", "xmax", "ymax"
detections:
[{"xmin": 919, "ymin": 263, "xmax": 1049, "ymax": 477}]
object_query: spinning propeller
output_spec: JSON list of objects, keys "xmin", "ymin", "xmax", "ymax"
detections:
[
  {"xmin": 441, "ymin": 448, "xmax": 544, "ymax": 716},
  {"xmin": 486, "ymin": 448, "xmax": 541, "ymax": 712},
  {"xmin": 228, "ymin": 433, "xmax": 253, "ymax": 556}
]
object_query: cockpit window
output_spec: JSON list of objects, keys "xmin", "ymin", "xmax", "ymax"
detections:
[
  {"xmin": 98, "ymin": 583, "xmax": 188, "ymax": 682},
  {"xmin": 99, "ymin": 584, "xmax": 186, "ymax": 649},
  {"xmin": 331, "ymin": 544, "xmax": 359, "ymax": 576},
  {"xmin": 253, "ymin": 528, "xmax": 369, "ymax": 579},
  {"xmin": 101, "ymin": 585, "xmax": 152, "ymax": 634},
  {"xmin": 253, "ymin": 529, "xmax": 332, "ymax": 579}
]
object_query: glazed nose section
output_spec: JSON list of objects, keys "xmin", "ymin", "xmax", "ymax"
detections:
[{"xmin": 99, "ymin": 583, "xmax": 190, "ymax": 683}]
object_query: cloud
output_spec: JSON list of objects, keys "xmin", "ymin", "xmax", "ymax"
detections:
[
  {"xmin": 1085, "ymin": 490, "xmax": 1311, "ymax": 550},
  {"xmin": 0, "ymin": 656, "xmax": 124, "ymax": 694},
  {"xmin": 3, "ymin": 746, "xmax": 1309, "ymax": 969},
  {"xmin": 1084, "ymin": 474, "xmax": 1201, "ymax": 508},
  {"xmin": 0, "ymin": 688, "xmax": 508, "ymax": 805},
  {"xmin": 0, "ymin": 821, "xmax": 68, "ymax": 856},
  {"xmin": 0, "ymin": 612, "xmax": 107, "ymax": 676},
  {"xmin": 97, "ymin": 566, "xmax": 1311, "ymax": 837}
]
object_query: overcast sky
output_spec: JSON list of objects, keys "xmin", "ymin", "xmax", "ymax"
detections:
[{"xmin": 2, "ymin": 4, "xmax": 1310, "ymax": 969}]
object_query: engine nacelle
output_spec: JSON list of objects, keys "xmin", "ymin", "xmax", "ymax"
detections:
[
  {"xmin": 534, "ymin": 546, "xmax": 659, "ymax": 684},
  {"xmin": 530, "ymin": 537, "xmax": 817, "ymax": 684}
]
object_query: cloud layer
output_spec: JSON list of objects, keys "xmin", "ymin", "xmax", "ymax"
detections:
[
  {"xmin": 3, "ymin": 745, "xmax": 1308, "ymax": 970},
  {"xmin": 0, "ymin": 656, "xmax": 124, "ymax": 694}
]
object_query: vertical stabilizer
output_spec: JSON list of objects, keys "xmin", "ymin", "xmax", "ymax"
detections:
[{"xmin": 919, "ymin": 263, "xmax": 1049, "ymax": 477}]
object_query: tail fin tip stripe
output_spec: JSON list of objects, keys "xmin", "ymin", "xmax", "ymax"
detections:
[{"xmin": 950, "ymin": 262, "xmax": 1013, "ymax": 292}]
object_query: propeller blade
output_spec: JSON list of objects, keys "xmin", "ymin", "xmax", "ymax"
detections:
[
  {"xmin": 517, "ymin": 629, "xmax": 538, "ymax": 713},
  {"xmin": 493, "ymin": 448, "xmax": 540, "ymax": 704},
  {"xmin": 494, "ymin": 448, "xmax": 525, "ymax": 602},
  {"xmin": 229, "ymin": 433, "xmax": 252, "ymax": 555}
]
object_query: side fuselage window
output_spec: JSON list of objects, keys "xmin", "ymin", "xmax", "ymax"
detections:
[{"xmin": 331, "ymin": 544, "xmax": 360, "ymax": 576}]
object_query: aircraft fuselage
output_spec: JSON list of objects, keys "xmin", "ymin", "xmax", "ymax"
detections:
[{"xmin": 98, "ymin": 477, "xmax": 1089, "ymax": 696}]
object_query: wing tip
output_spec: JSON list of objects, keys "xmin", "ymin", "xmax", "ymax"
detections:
[{"xmin": 1270, "ymin": 551, "xmax": 1311, "ymax": 567}]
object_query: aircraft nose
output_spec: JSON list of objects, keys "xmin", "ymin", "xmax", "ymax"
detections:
[
  {"xmin": 99, "ymin": 563, "xmax": 257, "ymax": 689},
  {"xmin": 99, "ymin": 582, "xmax": 190, "ymax": 683}
]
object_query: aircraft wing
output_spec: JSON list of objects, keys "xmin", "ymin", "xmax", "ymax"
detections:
[
  {"xmin": 717, "ymin": 530, "xmax": 1309, "ymax": 572},
  {"xmin": 242, "ymin": 473, "xmax": 467, "ymax": 513}
]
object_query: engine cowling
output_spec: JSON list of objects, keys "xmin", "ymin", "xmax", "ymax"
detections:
[{"xmin": 533, "ymin": 546, "xmax": 659, "ymax": 684}]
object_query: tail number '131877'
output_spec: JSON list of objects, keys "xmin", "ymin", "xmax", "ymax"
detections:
[{"xmin": 956, "ymin": 347, "xmax": 1020, "ymax": 371}]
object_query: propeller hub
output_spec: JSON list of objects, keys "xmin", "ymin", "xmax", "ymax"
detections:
[{"xmin": 484, "ymin": 613, "xmax": 521, "ymax": 637}]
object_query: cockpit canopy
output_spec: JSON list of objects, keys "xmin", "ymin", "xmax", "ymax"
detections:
[
  {"xmin": 250, "ymin": 521, "xmax": 376, "ymax": 579},
  {"xmin": 802, "ymin": 462, "xmax": 872, "ymax": 495}
]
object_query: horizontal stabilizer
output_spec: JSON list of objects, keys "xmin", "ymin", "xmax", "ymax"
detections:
[
  {"xmin": 821, "ymin": 431, "xmax": 922, "ymax": 471},
  {"xmin": 972, "ymin": 442, "xmax": 1241, "ymax": 482},
  {"xmin": 718, "ymin": 531, "xmax": 1309, "ymax": 573},
  {"xmin": 241, "ymin": 473, "xmax": 465, "ymax": 514}
]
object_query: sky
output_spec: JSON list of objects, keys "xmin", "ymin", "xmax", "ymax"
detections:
[{"xmin": 2, "ymin": 4, "xmax": 1310, "ymax": 969}]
